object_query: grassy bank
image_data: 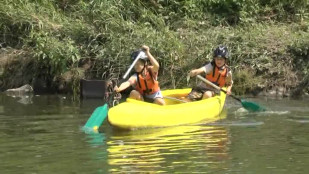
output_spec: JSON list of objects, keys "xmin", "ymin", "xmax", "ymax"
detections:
[{"xmin": 0, "ymin": 0, "xmax": 308, "ymax": 96}]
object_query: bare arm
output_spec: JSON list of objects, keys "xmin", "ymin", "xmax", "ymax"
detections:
[
  {"xmin": 189, "ymin": 67, "xmax": 205, "ymax": 77},
  {"xmin": 142, "ymin": 45, "xmax": 159, "ymax": 73},
  {"xmin": 225, "ymin": 72, "xmax": 233, "ymax": 95},
  {"xmin": 226, "ymin": 85, "xmax": 232, "ymax": 95},
  {"xmin": 114, "ymin": 76, "xmax": 136, "ymax": 92},
  {"xmin": 114, "ymin": 81, "xmax": 131, "ymax": 93}
]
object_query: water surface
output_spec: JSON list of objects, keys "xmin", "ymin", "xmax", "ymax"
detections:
[{"xmin": 0, "ymin": 94, "xmax": 308, "ymax": 173}]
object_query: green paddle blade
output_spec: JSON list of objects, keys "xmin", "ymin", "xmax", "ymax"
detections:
[
  {"xmin": 241, "ymin": 99, "xmax": 265, "ymax": 112},
  {"xmin": 83, "ymin": 103, "xmax": 109, "ymax": 131},
  {"xmin": 86, "ymin": 132, "xmax": 106, "ymax": 146}
]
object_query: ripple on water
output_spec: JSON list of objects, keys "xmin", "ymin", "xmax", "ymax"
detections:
[
  {"xmin": 206, "ymin": 121, "xmax": 264, "ymax": 127},
  {"xmin": 287, "ymin": 115, "xmax": 309, "ymax": 123}
]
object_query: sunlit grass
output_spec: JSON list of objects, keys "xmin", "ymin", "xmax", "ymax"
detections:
[{"xmin": 0, "ymin": 0, "xmax": 308, "ymax": 95}]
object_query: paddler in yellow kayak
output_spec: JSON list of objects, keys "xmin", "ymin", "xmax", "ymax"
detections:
[
  {"xmin": 114, "ymin": 45, "xmax": 165, "ymax": 105},
  {"xmin": 187, "ymin": 45, "xmax": 233, "ymax": 101}
]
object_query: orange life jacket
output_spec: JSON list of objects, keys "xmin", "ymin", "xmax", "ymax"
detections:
[
  {"xmin": 206, "ymin": 65, "xmax": 229, "ymax": 87},
  {"xmin": 135, "ymin": 70, "xmax": 160, "ymax": 95}
]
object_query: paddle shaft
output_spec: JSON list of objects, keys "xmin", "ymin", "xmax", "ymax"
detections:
[
  {"xmin": 196, "ymin": 75, "xmax": 241, "ymax": 102},
  {"xmin": 109, "ymin": 53, "xmax": 144, "ymax": 105},
  {"xmin": 122, "ymin": 51, "xmax": 143, "ymax": 79},
  {"xmin": 196, "ymin": 75, "xmax": 265, "ymax": 112},
  {"xmin": 163, "ymin": 96, "xmax": 188, "ymax": 103}
]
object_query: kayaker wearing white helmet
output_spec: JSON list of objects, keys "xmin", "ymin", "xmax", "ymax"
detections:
[
  {"xmin": 114, "ymin": 45, "xmax": 165, "ymax": 105},
  {"xmin": 187, "ymin": 45, "xmax": 233, "ymax": 100}
]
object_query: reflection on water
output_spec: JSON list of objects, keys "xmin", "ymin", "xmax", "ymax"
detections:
[
  {"xmin": 85, "ymin": 132, "xmax": 106, "ymax": 147},
  {"xmin": 207, "ymin": 121, "xmax": 264, "ymax": 126},
  {"xmin": 287, "ymin": 113, "xmax": 309, "ymax": 123},
  {"xmin": 106, "ymin": 125, "xmax": 229, "ymax": 173}
]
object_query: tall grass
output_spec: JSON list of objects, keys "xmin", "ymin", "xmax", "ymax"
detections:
[{"xmin": 0, "ymin": 0, "xmax": 308, "ymax": 95}]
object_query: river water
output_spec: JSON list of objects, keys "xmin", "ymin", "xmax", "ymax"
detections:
[{"xmin": 0, "ymin": 93, "xmax": 308, "ymax": 173}]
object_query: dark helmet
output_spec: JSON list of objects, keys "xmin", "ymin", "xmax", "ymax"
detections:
[
  {"xmin": 131, "ymin": 50, "xmax": 148, "ymax": 62},
  {"xmin": 213, "ymin": 45, "xmax": 229, "ymax": 59}
]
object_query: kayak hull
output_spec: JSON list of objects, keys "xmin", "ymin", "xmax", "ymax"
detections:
[{"xmin": 108, "ymin": 88, "xmax": 226, "ymax": 129}]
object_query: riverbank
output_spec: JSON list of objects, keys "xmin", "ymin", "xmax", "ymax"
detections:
[{"xmin": 0, "ymin": 1, "xmax": 308, "ymax": 98}]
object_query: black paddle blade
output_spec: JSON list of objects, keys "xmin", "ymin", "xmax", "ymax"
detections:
[{"xmin": 241, "ymin": 99, "xmax": 266, "ymax": 112}]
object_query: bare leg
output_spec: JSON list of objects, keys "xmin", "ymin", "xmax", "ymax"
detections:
[
  {"xmin": 202, "ymin": 91, "xmax": 214, "ymax": 99},
  {"xmin": 154, "ymin": 98, "xmax": 166, "ymax": 105},
  {"xmin": 129, "ymin": 90, "xmax": 144, "ymax": 101}
]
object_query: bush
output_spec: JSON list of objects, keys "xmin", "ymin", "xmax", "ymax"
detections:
[{"xmin": 0, "ymin": 0, "xmax": 308, "ymax": 96}]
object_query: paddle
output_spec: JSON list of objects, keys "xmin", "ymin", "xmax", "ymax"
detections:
[
  {"xmin": 163, "ymin": 96, "xmax": 188, "ymax": 103},
  {"xmin": 83, "ymin": 51, "xmax": 144, "ymax": 132},
  {"xmin": 196, "ymin": 75, "xmax": 265, "ymax": 112}
]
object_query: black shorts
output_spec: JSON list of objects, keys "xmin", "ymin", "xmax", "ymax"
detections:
[
  {"xmin": 144, "ymin": 96, "xmax": 155, "ymax": 103},
  {"xmin": 187, "ymin": 85, "xmax": 220, "ymax": 101}
]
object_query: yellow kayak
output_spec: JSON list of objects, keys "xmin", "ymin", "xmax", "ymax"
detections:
[{"xmin": 108, "ymin": 88, "xmax": 226, "ymax": 129}]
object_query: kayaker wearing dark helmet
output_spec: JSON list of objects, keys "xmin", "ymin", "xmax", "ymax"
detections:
[
  {"xmin": 187, "ymin": 45, "xmax": 233, "ymax": 100},
  {"xmin": 114, "ymin": 45, "xmax": 165, "ymax": 105}
]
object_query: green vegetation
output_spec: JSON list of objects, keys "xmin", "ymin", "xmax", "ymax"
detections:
[{"xmin": 0, "ymin": 0, "xmax": 308, "ymax": 97}]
